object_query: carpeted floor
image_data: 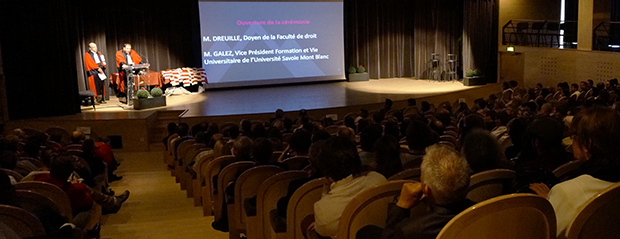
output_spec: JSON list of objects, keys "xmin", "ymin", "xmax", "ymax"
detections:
[{"xmin": 100, "ymin": 150, "xmax": 228, "ymax": 239}]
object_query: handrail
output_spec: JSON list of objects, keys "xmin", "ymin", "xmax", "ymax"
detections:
[{"xmin": 502, "ymin": 19, "xmax": 578, "ymax": 49}]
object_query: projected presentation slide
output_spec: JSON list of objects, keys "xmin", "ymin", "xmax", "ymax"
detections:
[{"xmin": 198, "ymin": 1, "xmax": 345, "ymax": 88}]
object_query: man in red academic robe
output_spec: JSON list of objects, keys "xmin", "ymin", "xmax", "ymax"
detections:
[
  {"xmin": 115, "ymin": 43, "xmax": 142, "ymax": 104},
  {"xmin": 84, "ymin": 42, "xmax": 107, "ymax": 104}
]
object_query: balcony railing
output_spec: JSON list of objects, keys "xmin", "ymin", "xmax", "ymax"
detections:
[
  {"xmin": 502, "ymin": 19, "xmax": 577, "ymax": 49},
  {"xmin": 594, "ymin": 21, "xmax": 620, "ymax": 52}
]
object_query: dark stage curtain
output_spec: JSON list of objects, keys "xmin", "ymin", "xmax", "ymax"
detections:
[
  {"xmin": 0, "ymin": 0, "xmax": 199, "ymax": 120},
  {"xmin": 463, "ymin": 0, "xmax": 498, "ymax": 82},
  {"xmin": 413, "ymin": 0, "xmax": 464, "ymax": 79},
  {"xmin": 344, "ymin": 0, "xmax": 415, "ymax": 79},
  {"xmin": 72, "ymin": 0, "xmax": 200, "ymax": 95},
  {"xmin": 0, "ymin": 0, "xmax": 81, "ymax": 120}
]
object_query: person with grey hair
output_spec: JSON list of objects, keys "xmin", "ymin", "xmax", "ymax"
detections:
[{"xmin": 358, "ymin": 144, "xmax": 473, "ymax": 239}]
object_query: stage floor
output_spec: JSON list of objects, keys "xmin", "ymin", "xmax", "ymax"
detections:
[{"xmin": 81, "ymin": 78, "xmax": 480, "ymax": 117}]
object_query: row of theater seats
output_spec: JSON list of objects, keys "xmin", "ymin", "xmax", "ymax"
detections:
[
  {"xmin": 163, "ymin": 120, "xmax": 620, "ymax": 239},
  {"xmin": 0, "ymin": 174, "xmax": 102, "ymax": 238},
  {"xmin": 1, "ymin": 126, "xmax": 108, "ymax": 238}
]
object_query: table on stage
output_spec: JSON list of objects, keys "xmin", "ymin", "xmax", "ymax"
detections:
[{"xmin": 110, "ymin": 71, "xmax": 164, "ymax": 90}]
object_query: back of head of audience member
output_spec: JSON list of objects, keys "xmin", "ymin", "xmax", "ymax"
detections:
[
  {"xmin": 252, "ymin": 123, "xmax": 267, "ymax": 139},
  {"xmin": 406, "ymin": 120, "xmax": 439, "ymax": 151},
  {"xmin": 282, "ymin": 118, "xmax": 294, "ymax": 132},
  {"xmin": 195, "ymin": 131, "xmax": 208, "ymax": 145},
  {"xmin": 407, "ymin": 98, "xmax": 417, "ymax": 107},
  {"xmin": 372, "ymin": 135, "xmax": 403, "ymax": 178},
  {"xmin": 227, "ymin": 125, "xmax": 241, "ymax": 139},
  {"xmin": 177, "ymin": 123, "xmax": 190, "ymax": 137},
  {"xmin": 421, "ymin": 144, "xmax": 471, "ymax": 205},
  {"xmin": 289, "ymin": 129, "xmax": 312, "ymax": 155},
  {"xmin": 267, "ymin": 127, "xmax": 283, "ymax": 140},
  {"xmin": 344, "ymin": 115, "xmax": 355, "ymax": 130},
  {"xmin": 360, "ymin": 124, "xmax": 382, "ymax": 152},
  {"xmin": 572, "ymin": 106, "xmax": 620, "ymax": 182},
  {"xmin": 357, "ymin": 118, "xmax": 371, "ymax": 134},
  {"xmin": 509, "ymin": 80, "xmax": 518, "ymax": 89},
  {"xmin": 167, "ymin": 123, "xmax": 178, "ymax": 136},
  {"xmin": 336, "ymin": 127, "xmax": 356, "ymax": 143},
  {"xmin": 421, "ymin": 101, "xmax": 431, "ymax": 113},
  {"xmin": 240, "ymin": 119, "xmax": 252, "ymax": 137},
  {"xmin": 359, "ymin": 109, "xmax": 369, "ymax": 119},
  {"xmin": 384, "ymin": 120, "xmax": 400, "ymax": 139},
  {"xmin": 502, "ymin": 82, "xmax": 510, "ymax": 91},
  {"xmin": 570, "ymin": 83, "xmax": 579, "ymax": 93},
  {"xmin": 311, "ymin": 130, "xmax": 331, "ymax": 143},
  {"xmin": 191, "ymin": 123, "xmax": 202, "ymax": 137},
  {"xmin": 232, "ymin": 136, "xmax": 253, "ymax": 161},
  {"xmin": 252, "ymin": 138, "xmax": 273, "ymax": 165},
  {"xmin": 322, "ymin": 117, "xmax": 334, "ymax": 127},
  {"xmin": 384, "ymin": 99, "xmax": 393, "ymax": 110},
  {"xmin": 23, "ymin": 140, "xmax": 41, "ymax": 158},
  {"xmin": 82, "ymin": 138, "xmax": 96, "ymax": 155},
  {"xmin": 0, "ymin": 150, "xmax": 17, "ymax": 170},
  {"xmin": 521, "ymin": 117, "xmax": 564, "ymax": 160},
  {"xmin": 50, "ymin": 155, "xmax": 76, "ymax": 182},
  {"xmin": 461, "ymin": 129, "xmax": 501, "ymax": 173},
  {"xmin": 460, "ymin": 114, "xmax": 485, "ymax": 140},
  {"xmin": 316, "ymin": 136, "xmax": 361, "ymax": 182},
  {"xmin": 372, "ymin": 112, "xmax": 385, "ymax": 124},
  {"xmin": 71, "ymin": 131, "xmax": 85, "ymax": 144},
  {"xmin": 307, "ymin": 141, "xmax": 325, "ymax": 177}
]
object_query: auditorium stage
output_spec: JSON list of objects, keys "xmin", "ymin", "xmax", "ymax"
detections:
[
  {"xmin": 81, "ymin": 78, "xmax": 491, "ymax": 118},
  {"xmin": 5, "ymin": 78, "xmax": 500, "ymax": 151}
]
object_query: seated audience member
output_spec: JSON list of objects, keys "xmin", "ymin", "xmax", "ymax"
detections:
[
  {"xmin": 383, "ymin": 120, "xmax": 400, "ymax": 139},
  {"xmin": 162, "ymin": 122, "xmax": 178, "ymax": 150},
  {"xmin": 530, "ymin": 106, "xmax": 620, "ymax": 237},
  {"xmin": 517, "ymin": 117, "xmax": 568, "ymax": 171},
  {"xmin": 0, "ymin": 171, "xmax": 82, "ymax": 238},
  {"xmin": 355, "ymin": 108, "xmax": 370, "ymax": 125},
  {"xmin": 81, "ymin": 138, "xmax": 107, "ymax": 188},
  {"xmin": 266, "ymin": 141, "xmax": 327, "ymax": 233},
  {"xmin": 343, "ymin": 115, "xmax": 356, "ymax": 132},
  {"xmin": 359, "ymin": 144, "xmax": 473, "ymax": 239},
  {"xmin": 240, "ymin": 119, "xmax": 252, "ymax": 138},
  {"xmin": 252, "ymin": 137, "xmax": 277, "ymax": 166},
  {"xmin": 336, "ymin": 126, "xmax": 356, "ymax": 143},
  {"xmin": 252, "ymin": 123, "xmax": 268, "ymax": 139},
  {"xmin": 504, "ymin": 117, "xmax": 527, "ymax": 160},
  {"xmin": 70, "ymin": 130, "xmax": 86, "ymax": 145},
  {"xmin": 0, "ymin": 149, "xmax": 19, "ymax": 183},
  {"xmin": 95, "ymin": 137, "xmax": 122, "ymax": 182},
  {"xmin": 169, "ymin": 123, "xmax": 192, "ymax": 162},
  {"xmin": 311, "ymin": 136, "xmax": 387, "ymax": 238},
  {"xmin": 461, "ymin": 129, "xmax": 502, "ymax": 174},
  {"xmin": 356, "ymin": 118, "xmax": 372, "ymax": 134},
  {"xmin": 278, "ymin": 129, "xmax": 311, "ymax": 162},
  {"xmin": 459, "ymin": 114, "xmax": 486, "ymax": 142},
  {"xmin": 270, "ymin": 108, "xmax": 289, "ymax": 124},
  {"xmin": 211, "ymin": 136, "xmax": 254, "ymax": 232},
  {"xmin": 312, "ymin": 130, "xmax": 331, "ymax": 143},
  {"xmin": 490, "ymin": 110, "xmax": 513, "ymax": 154},
  {"xmin": 36, "ymin": 155, "xmax": 129, "ymax": 215},
  {"xmin": 371, "ymin": 135, "xmax": 403, "ymax": 178},
  {"xmin": 282, "ymin": 118, "xmax": 294, "ymax": 134},
  {"xmin": 358, "ymin": 125, "xmax": 382, "ymax": 166},
  {"xmin": 403, "ymin": 120, "xmax": 439, "ymax": 167}
]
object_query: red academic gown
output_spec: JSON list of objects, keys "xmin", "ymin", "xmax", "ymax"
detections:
[
  {"xmin": 115, "ymin": 49, "xmax": 142, "ymax": 93},
  {"xmin": 84, "ymin": 51, "xmax": 107, "ymax": 97}
]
